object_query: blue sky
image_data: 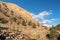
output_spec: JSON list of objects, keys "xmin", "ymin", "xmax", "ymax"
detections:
[{"xmin": 2, "ymin": 0, "xmax": 60, "ymax": 26}]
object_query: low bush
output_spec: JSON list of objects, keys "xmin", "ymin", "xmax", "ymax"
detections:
[
  {"xmin": 0, "ymin": 18, "xmax": 8, "ymax": 24},
  {"xmin": 22, "ymin": 20, "xmax": 26, "ymax": 26}
]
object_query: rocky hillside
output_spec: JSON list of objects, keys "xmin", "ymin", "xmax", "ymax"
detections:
[{"xmin": 0, "ymin": 2, "xmax": 49, "ymax": 40}]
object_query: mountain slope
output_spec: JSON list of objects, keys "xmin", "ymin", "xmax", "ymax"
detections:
[{"xmin": 0, "ymin": 2, "xmax": 49, "ymax": 40}]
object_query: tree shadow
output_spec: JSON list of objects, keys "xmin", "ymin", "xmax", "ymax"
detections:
[
  {"xmin": 0, "ymin": 27, "xmax": 8, "ymax": 30},
  {"xmin": 57, "ymin": 35, "xmax": 60, "ymax": 40},
  {"xmin": 0, "ymin": 35, "xmax": 6, "ymax": 40}
]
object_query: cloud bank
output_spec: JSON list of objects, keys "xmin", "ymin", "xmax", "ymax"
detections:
[{"xmin": 30, "ymin": 11, "xmax": 58, "ymax": 26}]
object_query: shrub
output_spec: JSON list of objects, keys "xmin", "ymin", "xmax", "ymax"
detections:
[
  {"xmin": 55, "ymin": 24, "xmax": 60, "ymax": 30},
  {"xmin": 4, "ymin": 5, "xmax": 9, "ymax": 11},
  {"xmin": 0, "ymin": 18, "xmax": 8, "ymax": 24},
  {"xmin": 0, "ymin": 27, "xmax": 8, "ymax": 30},
  {"xmin": 11, "ymin": 10, "xmax": 14, "ymax": 15},
  {"xmin": 18, "ymin": 17, "xmax": 22, "ymax": 19},
  {"xmin": 32, "ymin": 23, "xmax": 36, "ymax": 28},
  {"xmin": 2, "ymin": 3, "xmax": 9, "ymax": 11},
  {"xmin": 12, "ymin": 17, "xmax": 17, "ymax": 22},
  {"xmin": 22, "ymin": 20, "xmax": 26, "ymax": 26},
  {"xmin": 17, "ymin": 17, "xmax": 24, "ymax": 25},
  {"xmin": 46, "ymin": 34, "xmax": 50, "ymax": 39},
  {"xmin": 3, "ymin": 12, "xmax": 10, "ymax": 17},
  {"xmin": 47, "ymin": 26, "xmax": 58, "ymax": 40},
  {"xmin": 2, "ymin": 3, "xmax": 7, "ymax": 7},
  {"xmin": 28, "ymin": 21, "xmax": 36, "ymax": 28},
  {"xmin": 28, "ymin": 21, "xmax": 32, "ymax": 26},
  {"xmin": 0, "ymin": 8, "xmax": 2, "ymax": 12},
  {"xmin": 37, "ymin": 23, "xmax": 39, "ymax": 27}
]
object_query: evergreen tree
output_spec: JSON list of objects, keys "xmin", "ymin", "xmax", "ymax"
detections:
[{"xmin": 49, "ymin": 26, "xmax": 58, "ymax": 40}]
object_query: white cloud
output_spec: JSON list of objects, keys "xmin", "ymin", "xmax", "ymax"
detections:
[
  {"xmin": 30, "ymin": 10, "xmax": 58, "ymax": 26},
  {"xmin": 42, "ymin": 19, "xmax": 52, "ymax": 24},
  {"xmin": 41, "ymin": 19, "xmax": 58, "ymax": 26},
  {"xmin": 51, "ymin": 19, "xmax": 58, "ymax": 21},
  {"xmin": 35, "ymin": 11, "xmax": 52, "ymax": 19},
  {"xmin": 31, "ymin": 11, "xmax": 52, "ymax": 19}
]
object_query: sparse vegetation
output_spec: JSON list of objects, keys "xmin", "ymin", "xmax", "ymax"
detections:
[
  {"xmin": 0, "ymin": 18, "xmax": 8, "ymax": 24},
  {"xmin": 37, "ymin": 23, "xmax": 39, "ymax": 27},
  {"xmin": 55, "ymin": 24, "xmax": 60, "ymax": 30},
  {"xmin": 3, "ymin": 11, "xmax": 10, "ymax": 17},
  {"xmin": 0, "ymin": 4, "xmax": 2, "ymax": 12},
  {"xmin": 18, "ymin": 17, "xmax": 23, "ymax": 19},
  {"xmin": 28, "ymin": 21, "xmax": 32, "ymax": 26},
  {"xmin": 28, "ymin": 21, "xmax": 36, "ymax": 28},
  {"xmin": 0, "ymin": 27, "xmax": 8, "ymax": 30},
  {"xmin": 0, "ymin": 8, "xmax": 2, "ymax": 12},
  {"xmin": 0, "ymin": 4, "xmax": 1, "ymax": 8},
  {"xmin": 12, "ymin": 17, "xmax": 17, "ymax": 22},
  {"xmin": 46, "ymin": 26, "xmax": 58, "ymax": 40},
  {"xmin": 32, "ymin": 23, "xmax": 36, "ymax": 28},
  {"xmin": 11, "ymin": 10, "xmax": 14, "ymax": 15},
  {"xmin": 2, "ymin": 3, "xmax": 7, "ymax": 7},
  {"xmin": 22, "ymin": 20, "xmax": 27, "ymax": 26},
  {"xmin": 30, "ymin": 39, "xmax": 36, "ymax": 40},
  {"xmin": 17, "ymin": 17, "xmax": 24, "ymax": 25},
  {"xmin": 2, "ymin": 3, "xmax": 9, "ymax": 11},
  {"xmin": 1, "ymin": 2, "xmax": 56, "ymax": 40}
]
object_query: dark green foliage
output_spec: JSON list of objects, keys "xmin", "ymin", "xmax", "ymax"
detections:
[
  {"xmin": 12, "ymin": 17, "xmax": 17, "ymax": 22},
  {"xmin": 28, "ymin": 21, "xmax": 32, "ymax": 26},
  {"xmin": 18, "ymin": 17, "xmax": 24, "ymax": 22},
  {"xmin": 46, "ymin": 34, "xmax": 50, "ymax": 39},
  {"xmin": 46, "ymin": 24, "xmax": 60, "ymax": 40},
  {"xmin": 17, "ymin": 17, "xmax": 24, "ymax": 25},
  {"xmin": 46, "ymin": 26, "xmax": 58, "ymax": 40},
  {"xmin": 22, "ymin": 20, "xmax": 26, "ymax": 26},
  {"xmin": 50, "ymin": 27, "xmax": 58, "ymax": 39},
  {"xmin": 55, "ymin": 24, "xmax": 60, "ymax": 30},
  {"xmin": 32, "ymin": 23, "xmax": 36, "ymax": 28},
  {"xmin": 28, "ymin": 21, "xmax": 36, "ymax": 28},
  {"xmin": 0, "ymin": 18, "xmax": 8, "ymax": 24}
]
